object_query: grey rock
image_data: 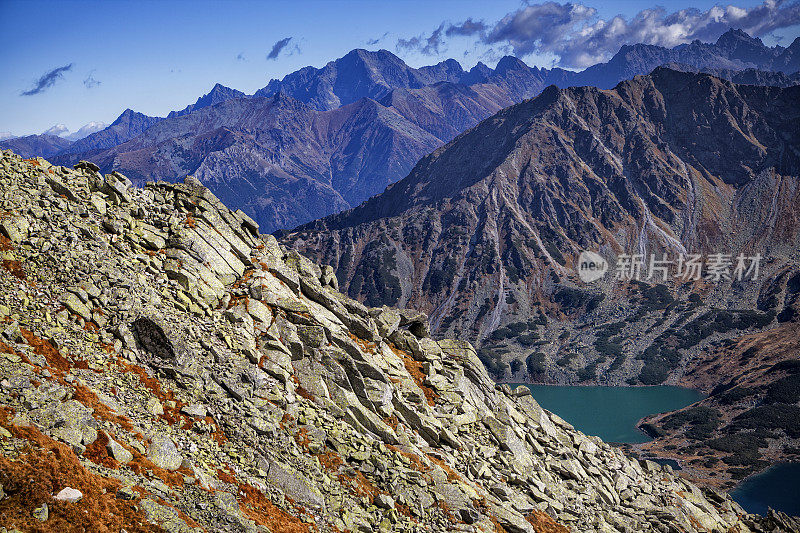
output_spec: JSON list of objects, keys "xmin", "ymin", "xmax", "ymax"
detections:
[
  {"xmin": 266, "ymin": 459, "xmax": 326, "ymax": 512},
  {"xmin": 147, "ymin": 435, "xmax": 182, "ymax": 471},
  {"xmin": 106, "ymin": 433, "xmax": 133, "ymax": 464}
]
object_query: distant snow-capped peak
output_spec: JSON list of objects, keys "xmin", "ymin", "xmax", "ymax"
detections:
[
  {"xmin": 41, "ymin": 121, "xmax": 108, "ymax": 141},
  {"xmin": 66, "ymin": 121, "xmax": 108, "ymax": 140},
  {"xmin": 43, "ymin": 124, "xmax": 70, "ymax": 137}
]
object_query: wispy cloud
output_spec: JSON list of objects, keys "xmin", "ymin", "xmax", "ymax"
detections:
[
  {"xmin": 21, "ymin": 63, "xmax": 73, "ymax": 96},
  {"xmin": 83, "ymin": 70, "xmax": 100, "ymax": 89},
  {"xmin": 397, "ymin": 23, "xmax": 446, "ymax": 56},
  {"xmin": 367, "ymin": 32, "xmax": 389, "ymax": 46},
  {"xmin": 267, "ymin": 37, "xmax": 293, "ymax": 60},
  {"xmin": 445, "ymin": 18, "xmax": 487, "ymax": 37},
  {"xmin": 397, "ymin": 0, "xmax": 800, "ymax": 68}
]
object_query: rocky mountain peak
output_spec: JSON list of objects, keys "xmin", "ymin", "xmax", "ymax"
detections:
[
  {"xmin": 113, "ymin": 108, "xmax": 138, "ymax": 122},
  {"xmin": 716, "ymin": 28, "xmax": 765, "ymax": 48},
  {"xmin": 494, "ymin": 56, "xmax": 531, "ymax": 75},
  {"xmin": 1, "ymin": 149, "xmax": 785, "ymax": 532},
  {"xmin": 168, "ymin": 83, "xmax": 248, "ymax": 118}
]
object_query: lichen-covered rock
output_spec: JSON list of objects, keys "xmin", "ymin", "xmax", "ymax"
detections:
[{"xmin": 147, "ymin": 435, "xmax": 182, "ymax": 471}]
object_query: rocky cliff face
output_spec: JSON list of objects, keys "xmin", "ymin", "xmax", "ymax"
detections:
[
  {"xmin": 281, "ymin": 68, "xmax": 800, "ymax": 384},
  {"xmin": 1, "ymin": 150, "xmax": 789, "ymax": 532}
]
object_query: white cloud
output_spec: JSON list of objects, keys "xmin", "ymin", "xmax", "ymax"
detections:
[{"xmin": 398, "ymin": 0, "xmax": 800, "ymax": 68}]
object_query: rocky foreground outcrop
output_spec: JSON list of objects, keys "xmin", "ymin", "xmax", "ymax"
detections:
[{"xmin": 0, "ymin": 151, "xmax": 793, "ymax": 532}]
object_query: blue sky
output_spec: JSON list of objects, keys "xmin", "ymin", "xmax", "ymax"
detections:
[{"xmin": 1, "ymin": 0, "xmax": 799, "ymax": 136}]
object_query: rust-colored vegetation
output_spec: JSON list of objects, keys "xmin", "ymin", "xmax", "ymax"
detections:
[
  {"xmin": 0, "ymin": 408, "xmax": 165, "ymax": 533},
  {"xmin": 237, "ymin": 483, "xmax": 313, "ymax": 533},
  {"xmin": 525, "ymin": 510, "xmax": 570, "ymax": 533}
]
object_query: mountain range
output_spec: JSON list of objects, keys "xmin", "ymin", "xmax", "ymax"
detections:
[
  {"xmin": 279, "ymin": 66, "xmax": 800, "ymax": 485},
  {"xmin": 280, "ymin": 66, "xmax": 800, "ymax": 381},
  {"xmin": 3, "ymin": 29, "xmax": 798, "ymax": 233}
]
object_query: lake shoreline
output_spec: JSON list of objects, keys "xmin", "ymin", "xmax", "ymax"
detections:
[{"xmin": 508, "ymin": 383, "xmax": 704, "ymax": 444}]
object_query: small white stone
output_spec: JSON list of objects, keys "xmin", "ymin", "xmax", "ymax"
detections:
[{"xmin": 54, "ymin": 487, "xmax": 83, "ymax": 503}]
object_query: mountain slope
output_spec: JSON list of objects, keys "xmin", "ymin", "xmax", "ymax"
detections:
[
  {"xmin": 2, "ymin": 150, "xmax": 783, "ymax": 532},
  {"xmin": 637, "ymin": 321, "xmax": 800, "ymax": 488},
  {"xmin": 57, "ymin": 108, "xmax": 162, "ymax": 156},
  {"xmin": 50, "ymin": 93, "xmax": 449, "ymax": 233},
  {"xmin": 0, "ymin": 134, "xmax": 73, "ymax": 158},
  {"xmin": 281, "ymin": 67, "xmax": 800, "ymax": 379}
]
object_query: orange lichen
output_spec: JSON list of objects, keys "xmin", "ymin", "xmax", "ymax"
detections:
[
  {"xmin": 525, "ymin": 511, "xmax": 569, "ymax": 533},
  {"xmin": 395, "ymin": 501, "xmax": 415, "ymax": 519},
  {"xmin": 388, "ymin": 343, "xmax": 437, "ymax": 406},
  {"xmin": 279, "ymin": 412, "xmax": 294, "ymax": 431},
  {"xmin": 127, "ymin": 451, "xmax": 186, "ymax": 488},
  {"xmin": 316, "ymin": 451, "xmax": 343, "ymax": 472},
  {"xmin": 100, "ymin": 342, "xmax": 116, "ymax": 354},
  {"xmin": 205, "ymin": 415, "xmax": 227, "ymax": 444},
  {"xmin": 348, "ymin": 331, "xmax": 376, "ymax": 354},
  {"xmin": 0, "ymin": 339, "xmax": 33, "ymax": 366},
  {"xmin": 387, "ymin": 445, "xmax": 430, "ymax": 473},
  {"xmin": 183, "ymin": 216, "xmax": 196, "ymax": 228},
  {"xmin": 83, "ymin": 431, "xmax": 120, "ymax": 469},
  {"xmin": 294, "ymin": 426, "xmax": 312, "ymax": 448},
  {"xmin": 426, "ymin": 454, "xmax": 461, "ymax": 482},
  {"xmin": 0, "ymin": 234, "xmax": 14, "ymax": 251},
  {"xmin": 383, "ymin": 415, "xmax": 399, "ymax": 430},
  {"xmin": 493, "ymin": 517, "xmax": 511, "ymax": 532},
  {"xmin": 71, "ymin": 382, "xmax": 136, "ymax": 433},
  {"xmin": 295, "ymin": 386, "xmax": 314, "ymax": 401},
  {"xmin": 216, "ymin": 467, "xmax": 238, "ymax": 485},
  {"xmin": 116, "ymin": 359, "xmax": 191, "ymax": 430},
  {"xmin": 344, "ymin": 469, "xmax": 384, "ymax": 504},
  {"xmin": 231, "ymin": 269, "xmax": 253, "ymax": 290}
]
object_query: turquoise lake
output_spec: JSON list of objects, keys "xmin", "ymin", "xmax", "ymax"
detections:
[
  {"xmin": 730, "ymin": 463, "xmax": 800, "ymax": 516},
  {"xmin": 509, "ymin": 384, "xmax": 704, "ymax": 443}
]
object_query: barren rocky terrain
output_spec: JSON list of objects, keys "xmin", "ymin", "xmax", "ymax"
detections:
[{"xmin": 2, "ymin": 151, "xmax": 797, "ymax": 531}]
